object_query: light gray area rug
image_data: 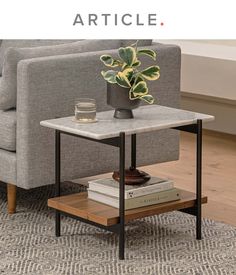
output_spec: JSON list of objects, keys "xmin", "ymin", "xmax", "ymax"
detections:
[{"xmin": 0, "ymin": 182, "xmax": 236, "ymax": 275}]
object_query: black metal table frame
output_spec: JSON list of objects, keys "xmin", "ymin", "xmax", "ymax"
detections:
[{"xmin": 54, "ymin": 119, "xmax": 202, "ymax": 260}]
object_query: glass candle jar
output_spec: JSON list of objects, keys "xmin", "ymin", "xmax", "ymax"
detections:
[{"xmin": 74, "ymin": 98, "xmax": 96, "ymax": 123}]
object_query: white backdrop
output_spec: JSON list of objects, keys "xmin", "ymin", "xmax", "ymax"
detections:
[{"xmin": 0, "ymin": 0, "xmax": 235, "ymax": 39}]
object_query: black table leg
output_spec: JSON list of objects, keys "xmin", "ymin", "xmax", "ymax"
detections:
[
  {"xmin": 131, "ymin": 134, "xmax": 136, "ymax": 170},
  {"xmin": 55, "ymin": 130, "xmax": 61, "ymax": 237},
  {"xmin": 196, "ymin": 120, "xmax": 202, "ymax": 240},
  {"xmin": 119, "ymin": 132, "xmax": 125, "ymax": 260}
]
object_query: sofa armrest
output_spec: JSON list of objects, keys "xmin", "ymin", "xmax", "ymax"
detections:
[{"xmin": 16, "ymin": 44, "xmax": 181, "ymax": 189}]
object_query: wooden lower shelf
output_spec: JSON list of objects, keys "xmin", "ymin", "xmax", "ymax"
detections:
[{"xmin": 48, "ymin": 189, "xmax": 207, "ymax": 226}]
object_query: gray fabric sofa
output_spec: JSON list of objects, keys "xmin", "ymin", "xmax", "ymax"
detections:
[{"xmin": 0, "ymin": 39, "xmax": 181, "ymax": 214}]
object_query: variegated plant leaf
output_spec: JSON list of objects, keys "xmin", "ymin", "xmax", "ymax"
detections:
[
  {"xmin": 129, "ymin": 89, "xmax": 137, "ymax": 100},
  {"xmin": 137, "ymin": 49, "xmax": 156, "ymax": 60},
  {"xmin": 140, "ymin": 94, "xmax": 155, "ymax": 104},
  {"xmin": 123, "ymin": 68, "xmax": 134, "ymax": 81},
  {"xmin": 121, "ymin": 63, "xmax": 129, "ymax": 70},
  {"xmin": 118, "ymin": 47, "xmax": 136, "ymax": 66},
  {"xmin": 100, "ymin": 55, "xmax": 121, "ymax": 67},
  {"xmin": 116, "ymin": 71, "xmax": 131, "ymax": 88},
  {"xmin": 132, "ymin": 81, "xmax": 148, "ymax": 96},
  {"xmin": 141, "ymin": 66, "xmax": 160, "ymax": 80},
  {"xmin": 100, "ymin": 55, "xmax": 113, "ymax": 66},
  {"xmin": 112, "ymin": 60, "xmax": 122, "ymax": 67},
  {"xmin": 101, "ymin": 70, "xmax": 117, "ymax": 84},
  {"xmin": 134, "ymin": 75, "xmax": 144, "ymax": 85},
  {"xmin": 132, "ymin": 59, "xmax": 141, "ymax": 67}
]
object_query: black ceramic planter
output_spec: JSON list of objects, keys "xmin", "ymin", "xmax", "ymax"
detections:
[{"xmin": 107, "ymin": 83, "xmax": 140, "ymax": 119}]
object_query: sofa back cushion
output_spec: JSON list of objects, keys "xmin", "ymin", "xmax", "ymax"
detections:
[
  {"xmin": 0, "ymin": 40, "xmax": 121, "ymax": 110},
  {"xmin": 121, "ymin": 40, "xmax": 152, "ymax": 47},
  {"xmin": 0, "ymin": 40, "xmax": 152, "ymax": 76},
  {"xmin": 0, "ymin": 40, "xmax": 78, "ymax": 76}
]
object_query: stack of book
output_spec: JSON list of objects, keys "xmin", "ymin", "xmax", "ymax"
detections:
[{"xmin": 88, "ymin": 177, "xmax": 180, "ymax": 210}]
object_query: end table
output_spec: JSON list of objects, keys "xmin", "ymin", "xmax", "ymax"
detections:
[{"xmin": 40, "ymin": 105, "xmax": 214, "ymax": 260}]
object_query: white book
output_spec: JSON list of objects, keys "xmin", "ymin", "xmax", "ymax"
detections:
[
  {"xmin": 88, "ymin": 188, "xmax": 180, "ymax": 210},
  {"xmin": 88, "ymin": 177, "xmax": 174, "ymax": 199}
]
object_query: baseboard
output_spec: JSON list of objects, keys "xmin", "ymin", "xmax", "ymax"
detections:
[
  {"xmin": 202, "ymin": 129, "xmax": 236, "ymax": 141},
  {"xmin": 181, "ymin": 93, "xmax": 236, "ymax": 135}
]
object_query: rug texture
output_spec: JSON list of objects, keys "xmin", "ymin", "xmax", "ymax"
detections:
[{"xmin": 0, "ymin": 182, "xmax": 236, "ymax": 275}]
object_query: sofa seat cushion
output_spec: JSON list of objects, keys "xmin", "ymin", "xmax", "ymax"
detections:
[
  {"xmin": 0, "ymin": 39, "xmax": 121, "ymax": 110},
  {"xmin": 0, "ymin": 108, "xmax": 16, "ymax": 151}
]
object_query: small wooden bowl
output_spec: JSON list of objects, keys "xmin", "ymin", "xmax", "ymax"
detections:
[{"xmin": 112, "ymin": 168, "xmax": 151, "ymax": 185}]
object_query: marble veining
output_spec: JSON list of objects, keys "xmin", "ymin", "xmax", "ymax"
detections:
[{"xmin": 40, "ymin": 105, "xmax": 214, "ymax": 140}]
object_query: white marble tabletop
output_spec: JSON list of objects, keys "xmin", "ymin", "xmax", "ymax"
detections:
[{"xmin": 40, "ymin": 105, "xmax": 214, "ymax": 140}]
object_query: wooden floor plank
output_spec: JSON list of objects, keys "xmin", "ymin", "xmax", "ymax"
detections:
[{"xmin": 143, "ymin": 130, "xmax": 236, "ymax": 226}]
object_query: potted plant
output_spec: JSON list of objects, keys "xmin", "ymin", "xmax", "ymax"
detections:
[{"xmin": 100, "ymin": 41, "xmax": 160, "ymax": 119}]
